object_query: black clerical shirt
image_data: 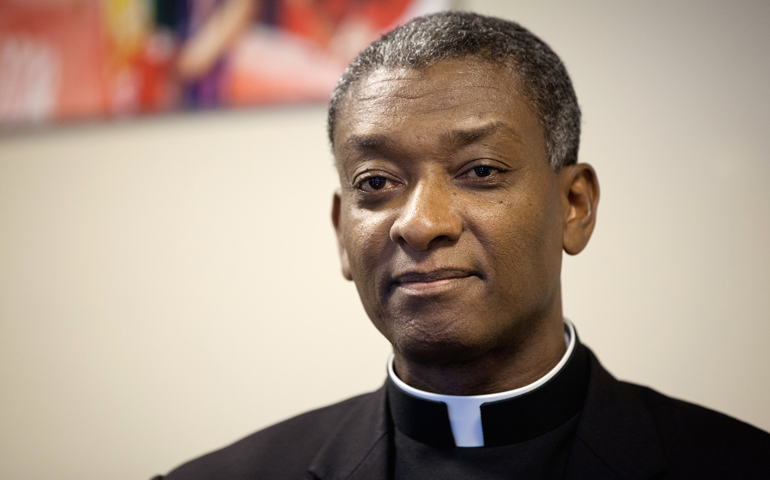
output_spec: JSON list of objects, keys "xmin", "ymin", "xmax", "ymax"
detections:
[
  {"xmin": 386, "ymin": 321, "xmax": 590, "ymax": 479},
  {"xmin": 154, "ymin": 321, "xmax": 770, "ymax": 480}
]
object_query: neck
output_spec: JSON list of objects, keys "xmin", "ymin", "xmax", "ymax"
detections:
[
  {"xmin": 386, "ymin": 319, "xmax": 584, "ymax": 447},
  {"xmin": 392, "ymin": 310, "xmax": 567, "ymax": 396}
]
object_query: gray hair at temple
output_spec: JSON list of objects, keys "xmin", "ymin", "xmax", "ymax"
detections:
[{"xmin": 327, "ymin": 11, "xmax": 581, "ymax": 170}]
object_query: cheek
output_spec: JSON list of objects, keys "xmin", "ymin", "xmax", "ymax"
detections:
[
  {"xmin": 472, "ymin": 194, "xmax": 562, "ymax": 292},
  {"xmin": 512, "ymin": 197, "xmax": 563, "ymax": 292},
  {"xmin": 341, "ymin": 206, "xmax": 397, "ymax": 338},
  {"xmin": 343, "ymin": 207, "xmax": 393, "ymax": 277}
]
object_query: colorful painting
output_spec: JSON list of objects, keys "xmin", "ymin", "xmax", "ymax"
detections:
[{"xmin": 0, "ymin": 0, "xmax": 449, "ymax": 125}]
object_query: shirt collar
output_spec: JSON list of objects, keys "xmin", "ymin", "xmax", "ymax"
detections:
[{"xmin": 386, "ymin": 319, "xmax": 587, "ymax": 447}]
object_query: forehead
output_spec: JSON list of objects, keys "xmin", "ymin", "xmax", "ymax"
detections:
[{"xmin": 333, "ymin": 59, "xmax": 541, "ymax": 158}]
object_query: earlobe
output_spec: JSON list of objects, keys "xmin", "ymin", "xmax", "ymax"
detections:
[
  {"xmin": 332, "ymin": 191, "xmax": 353, "ymax": 280},
  {"xmin": 561, "ymin": 164, "xmax": 600, "ymax": 255}
]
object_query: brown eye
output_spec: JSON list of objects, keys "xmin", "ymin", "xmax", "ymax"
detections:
[
  {"xmin": 474, "ymin": 166, "xmax": 492, "ymax": 177},
  {"xmin": 368, "ymin": 177, "xmax": 387, "ymax": 190}
]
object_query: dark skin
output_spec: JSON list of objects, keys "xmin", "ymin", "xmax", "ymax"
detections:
[{"xmin": 331, "ymin": 58, "xmax": 599, "ymax": 395}]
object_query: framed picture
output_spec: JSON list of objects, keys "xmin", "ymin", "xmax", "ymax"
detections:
[{"xmin": 0, "ymin": 0, "xmax": 451, "ymax": 124}]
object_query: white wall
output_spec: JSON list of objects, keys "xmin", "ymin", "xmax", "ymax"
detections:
[{"xmin": 1, "ymin": 1, "xmax": 768, "ymax": 479}]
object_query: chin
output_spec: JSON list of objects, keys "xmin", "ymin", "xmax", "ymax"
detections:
[{"xmin": 389, "ymin": 318, "xmax": 494, "ymax": 366}]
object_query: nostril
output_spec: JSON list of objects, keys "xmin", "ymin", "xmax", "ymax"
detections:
[
  {"xmin": 389, "ymin": 182, "xmax": 463, "ymax": 250},
  {"xmin": 390, "ymin": 214, "xmax": 462, "ymax": 251}
]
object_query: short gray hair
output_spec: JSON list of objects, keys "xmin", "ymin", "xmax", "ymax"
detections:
[{"xmin": 327, "ymin": 11, "xmax": 581, "ymax": 170}]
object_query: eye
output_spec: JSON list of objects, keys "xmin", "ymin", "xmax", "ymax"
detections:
[
  {"xmin": 459, "ymin": 164, "xmax": 499, "ymax": 179},
  {"xmin": 356, "ymin": 175, "xmax": 398, "ymax": 193},
  {"xmin": 367, "ymin": 177, "xmax": 387, "ymax": 190},
  {"xmin": 473, "ymin": 166, "xmax": 493, "ymax": 177}
]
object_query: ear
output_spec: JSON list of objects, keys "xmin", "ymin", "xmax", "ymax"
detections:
[
  {"xmin": 560, "ymin": 164, "xmax": 600, "ymax": 255},
  {"xmin": 331, "ymin": 190, "xmax": 353, "ymax": 280}
]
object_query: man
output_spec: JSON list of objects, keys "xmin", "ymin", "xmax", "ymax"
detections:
[{"xmin": 157, "ymin": 11, "xmax": 770, "ymax": 480}]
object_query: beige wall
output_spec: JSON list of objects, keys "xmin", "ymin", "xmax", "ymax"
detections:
[{"xmin": 1, "ymin": 1, "xmax": 769, "ymax": 479}]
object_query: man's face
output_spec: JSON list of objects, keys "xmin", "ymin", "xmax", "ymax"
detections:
[{"xmin": 332, "ymin": 59, "xmax": 569, "ymax": 365}]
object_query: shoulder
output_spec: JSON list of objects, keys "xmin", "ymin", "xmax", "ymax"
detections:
[
  {"xmin": 579, "ymin": 349, "xmax": 770, "ymax": 479},
  {"xmin": 157, "ymin": 389, "xmax": 382, "ymax": 480},
  {"xmin": 630, "ymin": 381, "xmax": 770, "ymax": 447},
  {"xmin": 622, "ymin": 380, "xmax": 770, "ymax": 476}
]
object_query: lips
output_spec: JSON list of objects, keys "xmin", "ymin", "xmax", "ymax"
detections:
[
  {"xmin": 394, "ymin": 268, "xmax": 474, "ymax": 283},
  {"xmin": 391, "ymin": 268, "xmax": 478, "ymax": 295}
]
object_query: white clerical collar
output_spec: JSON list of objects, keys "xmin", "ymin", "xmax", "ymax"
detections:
[{"xmin": 387, "ymin": 319, "xmax": 576, "ymax": 447}]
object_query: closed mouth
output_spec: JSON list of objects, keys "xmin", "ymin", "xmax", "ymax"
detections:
[
  {"xmin": 393, "ymin": 269, "xmax": 474, "ymax": 284},
  {"xmin": 391, "ymin": 269, "xmax": 479, "ymax": 295}
]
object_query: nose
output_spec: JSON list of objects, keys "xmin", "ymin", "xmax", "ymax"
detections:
[{"xmin": 389, "ymin": 180, "xmax": 463, "ymax": 250}]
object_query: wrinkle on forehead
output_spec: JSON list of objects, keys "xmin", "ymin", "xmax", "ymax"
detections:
[
  {"xmin": 333, "ymin": 59, "xmax": 538, "ymax": 155},
  {"xmin": 350, "ymin": 61, "xmax": 515, "ymax": 104},
  {"xmin": 345, "ymin": 86, "xmax": 511, "ymax": 126},
  {"xmin": 354, "ymin": 86, "xmax": 508, "ymax": 106}
]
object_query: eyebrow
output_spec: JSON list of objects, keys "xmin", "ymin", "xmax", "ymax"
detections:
[
  {"xmin": 440, "ymin": 121, "xmax": 520, "ymax": 149},
  {"xmin": 342, "ymin": 121, "xmax": 519, "ymax": 157},
  {"xmin": 345, "ymin": 133, "xmax": 393, "ymax": 153},
  {"xmin": 342, "ymin": 133, "xmax": 407, "ymax": 165}
]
